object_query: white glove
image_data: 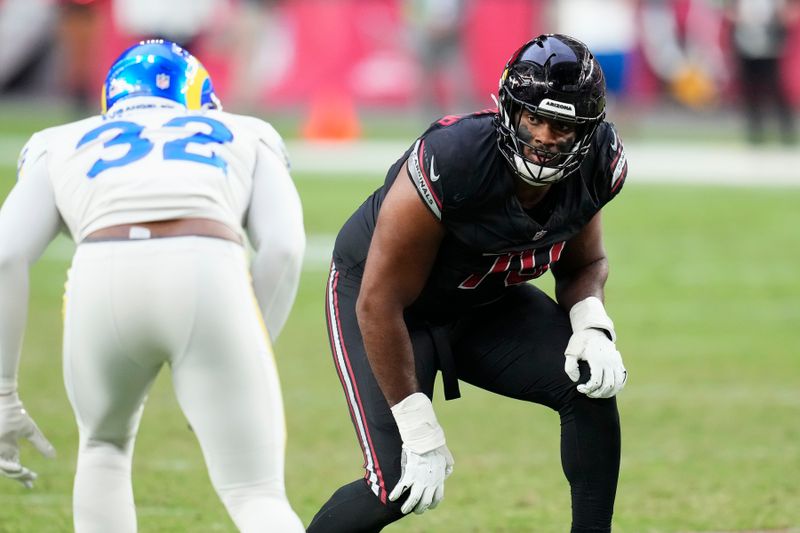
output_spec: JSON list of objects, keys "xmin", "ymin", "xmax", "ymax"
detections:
[
  {"xmin": 564, "ymin": 297, "xmax": 627, "ymax": 399},
  {"xmin": 388, "ymin": 393, "xmax": 454, "ymax": 514},
  {"xmin": 389, "ymin": 444, "xmax": 454, "ymax": 514},
  {"xmin": 0, "ymin": 392, "xmax": 56, "ymax": 488}
]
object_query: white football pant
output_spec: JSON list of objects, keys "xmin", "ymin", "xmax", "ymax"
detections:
[{"xmin": 63, "ymin": 237, "xmax": 303, "ymax": 532}]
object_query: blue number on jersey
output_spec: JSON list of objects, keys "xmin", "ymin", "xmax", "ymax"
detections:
[
  {"xmin": 77, "ymin": 117, "xmax": 233, "ymax": 178},
  {"xmin": 76, "ymin": 121, "xmax": 154, "ymax": 178},
  {"xmin": 163, "ymin": 116, "xmax": 234, "ymax": 174}
]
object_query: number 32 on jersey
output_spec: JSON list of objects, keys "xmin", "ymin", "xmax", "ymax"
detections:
[{"xmin": 76, "ymin": 116, "xmax": 233, "ymax": 178}]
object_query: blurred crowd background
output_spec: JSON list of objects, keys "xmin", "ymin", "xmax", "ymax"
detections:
[{"xmin": 1, "ymin": 0, "xmax": 799, "ymax": 145}]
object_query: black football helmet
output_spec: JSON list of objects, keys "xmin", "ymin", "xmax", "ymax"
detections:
[{"xmin": 495, "ymin": 34, "xmax": 606, "ymax": 185}]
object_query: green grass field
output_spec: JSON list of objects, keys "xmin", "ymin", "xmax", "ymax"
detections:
[{"xmin": 0, "ymin": 132, "xmax": 799, "ymax": 532}]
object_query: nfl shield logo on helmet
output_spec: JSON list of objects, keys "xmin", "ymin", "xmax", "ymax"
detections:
[{"xmin": 156, "ymin": 73, "xmax": 171, "ymax": 90}]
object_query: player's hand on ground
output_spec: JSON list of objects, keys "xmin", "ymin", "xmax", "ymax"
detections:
[
  {"xmin": 389, "ymin": 444, "xmax": 454, "ymax": 514},
  {"xmin": 0, "ymin": 393, "xmax": 56, "ymax": 488},
  {"xmin": 564, "ymin": 328, "xmax": 627, "ymax": 398}
]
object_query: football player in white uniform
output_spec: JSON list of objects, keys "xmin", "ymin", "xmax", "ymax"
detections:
[{"xmin": 0, "ymin": 40, "xmax": 305, "ymax": 532}]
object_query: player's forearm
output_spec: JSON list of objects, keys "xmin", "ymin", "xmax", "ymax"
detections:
[
  {"xmin": 0, "ymin": 260, "xmax": 30, "ymax": 394},
  {"xmin": 356, "ymin": 298, "xmax": 419, "ymax": 406},
  {"xmin": 251, "ymin": 236, "xmax": 305, "ymax": 341},
  {"xmin": 246, "ymin": 135, "xmax": 305, "ymax": 341},
  {"xmin": 0, "ymin": 149, "xmax": 61, "ymax": 394},
  {"xmin": 554, "ymin": 256, "xmax": 609, "ymax": 312}
]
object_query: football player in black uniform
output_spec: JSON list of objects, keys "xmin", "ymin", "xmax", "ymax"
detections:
[{"xmin": 307, "ymin": 34, "xmax": 629, "ymax": 533}]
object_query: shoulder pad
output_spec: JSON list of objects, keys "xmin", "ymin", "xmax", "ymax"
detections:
[
  {"xmin": 239, "ymin": 115, "xmax": 291, "ymax": 170},
  {"xmin": 406, "ymin": 121, "xmax": 497, "ymax": 220}
]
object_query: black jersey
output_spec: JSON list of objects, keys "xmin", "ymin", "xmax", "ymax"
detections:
[{"xmin": 333, "ymin": 111, "xmax": 628, "ymax": 321}]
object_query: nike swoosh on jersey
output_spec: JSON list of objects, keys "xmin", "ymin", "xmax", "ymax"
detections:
[
  {"xmin": 430, "ymin": 155, "xmax": 441, "ymax": 182},
  {"xmin": 409, "ymin": 139, "xmax": 442, "ymax": 220}
]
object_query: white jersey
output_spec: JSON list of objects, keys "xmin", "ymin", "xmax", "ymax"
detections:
[
  {"xmin": 2, "ymin": 97, "xmax": 305, "ymax": 393},
  {"xmin": 1, "ymin": 96, "xmax": 306, "ymax": 531},
  {"xmin": 18, "ymin": 96, "xmax": 289, "ymax": 242}
]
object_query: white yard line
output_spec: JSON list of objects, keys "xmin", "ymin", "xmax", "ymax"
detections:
[
  {"xmin": 2, "ymin": 136, "xmax": 800, "ymax": 185},
  {"xmin": 284, "ymin": 140, "xmax": 800, "ymax": 186}
]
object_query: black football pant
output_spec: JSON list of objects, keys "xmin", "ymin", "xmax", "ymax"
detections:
[{"xmin": 307, "ymin": 263, "xmax": 621, "ymax": 533}]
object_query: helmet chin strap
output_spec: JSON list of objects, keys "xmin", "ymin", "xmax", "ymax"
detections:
[{"xmin": 513, "ymin": 154, "xmax": 564, "ymax": 186}]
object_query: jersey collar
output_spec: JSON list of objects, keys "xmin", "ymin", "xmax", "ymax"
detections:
[{"xmin": 105, "ymin": 96, "xmax": 185, "ymax": 117}]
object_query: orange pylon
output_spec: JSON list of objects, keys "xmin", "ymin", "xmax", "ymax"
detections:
[{"xmin": 302, "ymin": 90, "xmax": 361, "ymax": 140}]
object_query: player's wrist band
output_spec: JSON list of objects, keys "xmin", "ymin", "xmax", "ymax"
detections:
[
  {"xmin": 569, "ymin": 296, "xmax": 616, "ymax": 342},
  {"xmin": 391, "ymin": 392, "xmax": 446, "ymax": 455}
]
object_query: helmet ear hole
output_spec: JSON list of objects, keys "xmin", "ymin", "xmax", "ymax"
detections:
[
  {"xmin": 102, "ymin": 39, "xmax": 221, "ymax": 113},
  {"xmin": 495, "ymin": 34, "xmax": 606, "ymax": 185}
]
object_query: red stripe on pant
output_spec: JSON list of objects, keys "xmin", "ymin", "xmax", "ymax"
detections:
[{"xmin": 325, "ymin": 263, "xmax": 388, "ymax": 503}]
